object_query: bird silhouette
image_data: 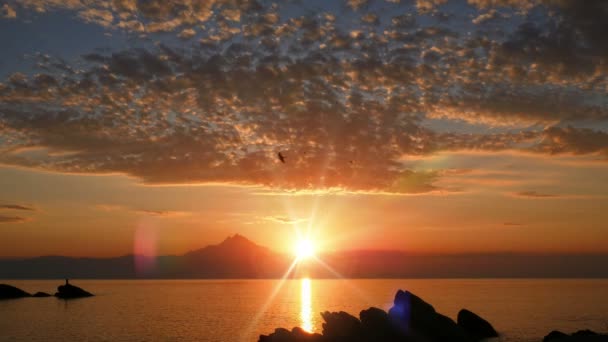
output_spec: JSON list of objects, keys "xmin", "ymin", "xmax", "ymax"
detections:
[{"xmin": 277, "ymin": 152, "xmax": 286, "ymax": 163}]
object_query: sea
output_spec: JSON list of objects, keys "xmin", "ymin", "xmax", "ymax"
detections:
[{"xmin": 1, "ymin": 279, "xmax": 607, "ymax": 342}]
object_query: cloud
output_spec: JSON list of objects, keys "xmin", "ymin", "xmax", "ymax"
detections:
[
  {"xmin": 467, "ymin": 0, "xmax": 540, "ymax": 11},
  {"xmin": 1, "ymin": 0, "xmax": 607, "ymax": 194},
  {"xmin": 416, "ymin": 0, "xmax": 448, "ymax": 13},
  {"xmin": 513, "ymin": 190, "xmax": 559, "ymax": 198},
  {"xmin": 95, "ymin": 205, "xmax": 188, "ymax": 217},
  {"xmin": 0, "ymin": 215, "xmax": 28, "ymax": 223},
  {"xmin": 428, "ymin": 86, "xmax": 608, "ymax": 127},
  {"xmin": 77, "ymin": 8, "xmax": 113, "ymax": 27},
  {"xmin": 263, "ymin": 215, "xmax": 309, "ymax": 225},
  {"xmin": 347, "ymin": 0, "xmax": 369, "ymax": 11},
  {"xmin": 471, "ymin": 9, "xmax": 499, "ymax": 24},
  {"xmin": 536, "ymin": 127, "xmax": 608, "ymax": 156},
  {"xmin": 1, "ymin": 4, "xmax": 16, "ymax": 18},
  {"xmin": 95, "ymin": 204, "xmax": 125, "ymax": 212},
  {"xmin": 135, "ymin": 210, "xmax": 189, "ymax": 217},
  {"xmin": 0, "ymin": 204, "xmax": 35, "ymax": 211}
]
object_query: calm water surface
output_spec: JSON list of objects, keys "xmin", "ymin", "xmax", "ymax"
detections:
[{"xmin": 1, "ymin": 279, "xmax": 607, "ymax": 341}]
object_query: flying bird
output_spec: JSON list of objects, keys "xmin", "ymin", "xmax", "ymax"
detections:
[{"xmin": 277, "ymin": 152, "xmax": 286, "ymax": 164}]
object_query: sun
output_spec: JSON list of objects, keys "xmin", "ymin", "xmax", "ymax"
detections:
[{"xmin": 295, "ymin": 239, "xmax": 315, "ymax": 260}]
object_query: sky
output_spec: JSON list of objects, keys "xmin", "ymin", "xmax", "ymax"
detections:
[{"xmin": 0, "ymin": 0, "xmax": 607, "ymax": 258}]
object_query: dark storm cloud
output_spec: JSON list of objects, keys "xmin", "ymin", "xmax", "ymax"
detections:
[{"xmin": 0, "ymin": 0, "xmax": 607, "ymax": 193}]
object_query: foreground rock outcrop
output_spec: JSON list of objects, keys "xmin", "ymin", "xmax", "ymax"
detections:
[
  {"xmin": 260, "ymin": 289, "xmax": 608, "ymax": 342},
  {"xmin": 260, "ymin": 289, "xmax": 495, "ymax": 342},
  {"xmin": 457, "ymin": 308, "xmax": 499, "ymax": 340},
  {"xmin": 0, "ymin": 284, "xmax": 31, "ymax": 299},
  {"xmin": 54, "ymin": 282, "xmax": 93, "ymax": 299}
]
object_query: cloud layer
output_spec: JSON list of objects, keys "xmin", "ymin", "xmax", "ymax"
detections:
[{"xmin": 1, "ymin": 0, "xmax": 607, "ymax": 193}]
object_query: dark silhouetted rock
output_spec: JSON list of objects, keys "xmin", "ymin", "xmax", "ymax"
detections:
[
  {"xmin": 544, "ymin": 330, "xmax": 570, "ymax": 341},
  {"xmin": 544, "ymin": 329, "xmax": 608, "ymax": 342},
  {"xmin": 321, "ymin": 311, "xmax": 362, "ymax": 339},
  {"xmin": 259, "ymin": 327, "xmax": 322, "ymax": 342},
  {"xmin": 572, "ymin": 330, "xmax": 599, "ymax": 337},
  {"xmin": 260, "ymin": 289, "xmax": 495, "ymax": 342},
  {"xmin": 260, "ymin": 328, "xmax": 291, "ymax": 342},
  {"xmin": 359, "ymin": 307, "xmax": 399, "ymax": 340},
  {"xmin": 290, "ymin": 327, "xmax": 323, "ymax": 341},
  {"xmin": 54, "ymin": 282, "xmax": 93, "ymax": 299},
  {"xmin": 0, "ymin": 284, "xmax": 31, "ymax": 299},
  {"xmin": 32, "ymin": 291, "xmax": 51, "ymax": 297},
  {"xmin": 457, "ymin": 308, "xmax": 498, "ymax": 340},
  {"xmin": 388, "ymin": 290, "xmax": 474, "ymax": 342}
]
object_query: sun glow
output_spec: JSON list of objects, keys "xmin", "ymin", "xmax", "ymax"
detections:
[{"xmin": 295, "ymin": 239, "xmax": 315, "ymax": 260}]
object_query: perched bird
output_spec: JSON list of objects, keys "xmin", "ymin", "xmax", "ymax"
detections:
[{"xmin": 277, "ymin": 152, "xmax": 286, "ymax": 163}]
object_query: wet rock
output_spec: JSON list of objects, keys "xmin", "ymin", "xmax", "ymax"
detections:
[
  {"xmin": 54, "ymin": 282, "xmax": 93, "ymax": 299},
  {"xmin": 32, "ymin": 291, "xmax": 52, "ymax": 297},
  {"xmin": 457, "ymin": 308, "xmax": 498, "ymax": 340},
  {"xmin": 0, "ymin": 284, "xmax": 31, "ymax": 299}
]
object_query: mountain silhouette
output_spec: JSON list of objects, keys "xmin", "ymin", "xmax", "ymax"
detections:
[
  {"xmin": 1, "ymin": 235, "xmax": 607, "ymax": 279},
  {"xmin": 181, "ymin": 234, "xmax": 287, "ymax": 278}
]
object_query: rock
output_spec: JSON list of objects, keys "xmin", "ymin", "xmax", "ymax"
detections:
[
  {"xmin": 290, "ymin": 327, "xmax": 323, "ymax": 341},
  {"xmin": 320, "ymin": 311, "xmax": 362, "ymax": 339},
  {"xmin": 259, "ymin": 289, "xmax": 497, "ymax": 342},
  {"xmin": 0, "ymin": 284, "xmax": 31, "ymax": 299},
  {"xmin": 259, "ymin": 328, "xmax": 292, "ymax": 342},
  {"xmin": 32, "ymin": 291, "xmax": 52, "ymax": 297},
  {"xmin": 388, "ymin": 290, "xmax": 474, "ymax": 342},
  {"xmin": 457, "ymin": 308, "xmax": 498, "ymax": 340},
  {"xmin": 543, "ymin": 330, "xmax": 608, "ymax": 342},
  {"xmin": 54, "ymin": 282, "xmax": 93, "ymax": 299},
  {"xmin": 572, "ymin": 330, "xmax": 599, "ymax": 337},
  {"xmin": 544, "ymin": 331, "xmax": 570, "ymax": 342},
  {"xmin": 259, "ymin": 327, "xmax": 322, "ymax": 342},
  {"xmin": 359, "ymin": 307, "xmax": 399, "ymax": 340}
]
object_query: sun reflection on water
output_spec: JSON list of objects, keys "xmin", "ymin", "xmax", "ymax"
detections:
[{"xmin": 300, "ymin": 277, "xmax": 313, "ymax": 332}]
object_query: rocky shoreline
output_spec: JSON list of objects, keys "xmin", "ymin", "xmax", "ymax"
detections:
[
  {"xmin": 0, "ymin": 281, "xmax": 93, "ymax": 300},
  {"xmin": 259, "ymin": 289, "xmax": 608, "ymax": 342}
]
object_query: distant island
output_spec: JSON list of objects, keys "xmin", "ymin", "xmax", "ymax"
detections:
[
  {"xmin": 1, "ymin": 234, "xmax": 607, "ymax": 279},
  {"xmin": 0, "ymin": 280, "xmax": 93, "ymax": 300}
]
